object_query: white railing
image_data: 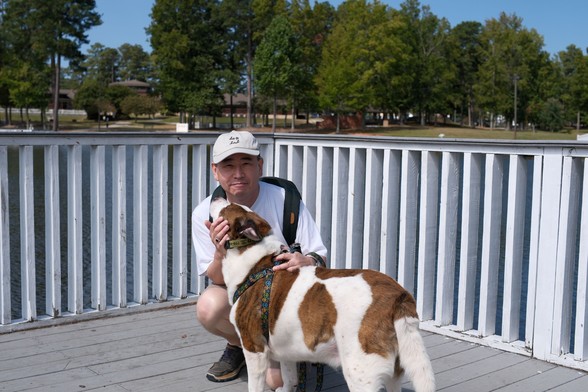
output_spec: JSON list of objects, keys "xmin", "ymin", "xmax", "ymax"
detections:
[{"xmin": 0, "ymin": 132, "xmax": 587, "ymax": 372}]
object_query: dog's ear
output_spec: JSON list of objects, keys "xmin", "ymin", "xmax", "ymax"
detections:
[
  {"xmin": 240, "ymin": 225, "xmax": 263, "ymax": 241},
  {"xmin": 238, "ymin": 214, "xmax": 272, "ymax": 241},
  {"xmin": 250, "ymin": 214, "xmax": 272, "ymax": 238}
]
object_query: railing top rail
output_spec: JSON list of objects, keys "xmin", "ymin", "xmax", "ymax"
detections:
[{"xmin": 1, "ymin": 130, "xmax": 587, "ymax": 155}]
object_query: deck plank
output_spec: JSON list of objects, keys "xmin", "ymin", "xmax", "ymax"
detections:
[{"xmin": 1, "ymin": 302, "xmax": 588, "ymax": 391}]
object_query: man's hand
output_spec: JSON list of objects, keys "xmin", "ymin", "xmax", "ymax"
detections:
[
  {"xmin": 204, "ymin": 217, "xmax": 230, "ymax": 284},
  {"xmin": 272, "ymin": 251, "xmax": 315, "ymax": 272},
  {"xmin": 206, "ymin": 217, "xmax": 230, "ymax": 252}
]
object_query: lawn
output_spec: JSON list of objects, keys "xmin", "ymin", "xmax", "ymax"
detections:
[
  {"xmin": 3, "ymin": 112, "xmax": 586, "ymax": 141},
  {"xmin": 348, "ymin": 125, "xmax": 584, "ymax": 140}
]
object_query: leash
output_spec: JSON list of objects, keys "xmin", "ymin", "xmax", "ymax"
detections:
[{"xmin": 232, "ymin": 244, "xmax": 324, "ymax": 392}]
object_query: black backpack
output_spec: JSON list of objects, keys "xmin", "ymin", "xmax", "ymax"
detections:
[{"xmin": 210, "ymin": 177, "xmax": 302, "ymax": 246}]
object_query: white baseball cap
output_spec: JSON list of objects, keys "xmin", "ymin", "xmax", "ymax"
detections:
[{"xmin": 212, "ymin": 130, "xmax": 260, "ymax": 164}]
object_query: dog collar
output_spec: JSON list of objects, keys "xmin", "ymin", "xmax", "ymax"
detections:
[{"xmin": 224, "ymin": 237, "xmax": 260, "ymax": 249}]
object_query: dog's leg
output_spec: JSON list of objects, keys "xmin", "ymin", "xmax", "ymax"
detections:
[
  {"xmin": 275, "ymin": 361, "xmax": 297, "ymax": 392},
  {"xmin": 340, "ymin": 357, "xmax": 384, "ymax": 392},
  {"xmin": 383, "ymin": 372, "xmax": 403, "ymax": 392},
  {"xmin": 243, "ymin": 349, "xmax": 269, "ymax": 392}
]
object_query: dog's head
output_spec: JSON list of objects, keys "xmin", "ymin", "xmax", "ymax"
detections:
[{"xmin": 210, "ymin": 197, "xmax": 272, "ymax": 249}]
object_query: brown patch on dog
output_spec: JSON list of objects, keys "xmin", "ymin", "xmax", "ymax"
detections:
[
  {"xmin": 234, "ymin": 271, "xmax": 269, "ymax": 353},
  {"xmin": 233, "ymin": 254, "xmax": 279, "ymax": 353},
  {"xmin": 358, "ymin": 271, "xmax": 418, "ymax": 357},
  {"xmin": 314, "ymin": 268, "xmax": 417, "ymax": 357},
  {"xmin": 299, "ymin": 283, "xmax": 337, "ymax": 350},
  {"xmin": 233, "ymin": 254, "xmax": 300, "ymax": 353},
  {"xmin": 315, "ymin": 267, "xmax": 363, "ymax": 280}
]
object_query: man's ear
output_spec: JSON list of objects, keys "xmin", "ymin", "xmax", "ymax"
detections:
[{"xmin": 211, "ymin": 163, "xmax": 219, "ymax": 182}]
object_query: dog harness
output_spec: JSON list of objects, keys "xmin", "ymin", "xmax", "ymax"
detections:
[{"xmin": 232, "ymin": 245, "xmax": 324, "ymax": 392}]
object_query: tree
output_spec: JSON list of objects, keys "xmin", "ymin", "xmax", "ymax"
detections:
[
  {"xmin": 446, "ymin": 21, "xmax": 483, "ymax": 127},
  {"xmin": 364, "ymin": 3, "xmax": 409, "ymax": 123},
  {"xmin": 74, "ymin": 78, "xmax": 106, "ymax": 119},
  {"xmin": 121, "ymin": 94, "xmax": 163, "ymax": 119},
  {"xmin": 118, "ymin": 44, "xmax": 152, "ymax": 82},
  {"xmin": 316, "ymin": 0, "xmax": 399, "ymax": 131},
  {"xmin": 289, "ymin": 0, "xmax": 335, "ymax": 123},
  {"xmin": 254, "ymin": 15, "xmax": 303, "ymax": 131},
  {"xmin": 4, "ymin": 60, "xmax": 50, "ymax": 126},
  {"xmin": 74, "ymin": 80, "xmax": 133, "ymax": 120},
  {"xmin": 558, "ymin": 45, "xmax": 588, "ymax": 130},
  {"xmin": 148, "ymin": 0, "xmax": 225, "ymax": 125},
  {"xmin": 536, "ymin": 97, "xmax": 566, "ymax": 132},
  {"xmin": 83, "ymin": 43, "xmax": 120, "ymax": 85},
  {"xmin": 396, "ymin": 0, "xmax": 451, "ymax": 125},
  {"xmin": 475, "ymin": 12, "xmax": 546, "ymax": 132},
  {"xmin": 2, "ymin": 0, "xmax": 101, "ymax": 131}
]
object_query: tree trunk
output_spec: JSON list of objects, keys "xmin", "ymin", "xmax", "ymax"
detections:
[
  {"xmin": 52, "ymin": 54, "xmax": 61, "ymax": 132},
  {"xmin": 578, "ymin": 111, "xmax": 581, "ymax": 131},
  {"xmin": 291, "ymin": 106, "xmax": 295, "ymax": 131},
  {"xmin": 272, "ymin": 95, "xmax": 277, "ymax": 132},
  {"xmin": 246, "ymin": 34, "xmax": 253, "ymax": 128},
  {"xmin": 230, "ymin": 94, "xmax": 234, "ymax": 130}
]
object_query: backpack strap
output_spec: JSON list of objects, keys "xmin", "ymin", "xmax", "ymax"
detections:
[
  {"xmin": 260, "ymin": 177, "xmax": 301, "ymax": 246},
  {"xmin": 209, "ymin": 177, "xmax": 301, "ymax": 246}
]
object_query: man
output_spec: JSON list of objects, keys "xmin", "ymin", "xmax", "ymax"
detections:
[{"xmin": 191, "ymin": 130, "xmax": 327, "ymax": 388}]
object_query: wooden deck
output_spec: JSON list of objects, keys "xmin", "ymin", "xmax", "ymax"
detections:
[{"xmin": 1, "ymin": 300, "xmax": 588, "ymax": 392}]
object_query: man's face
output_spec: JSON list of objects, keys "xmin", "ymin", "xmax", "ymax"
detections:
[{"xmin": 212, "ymin": 153, "xmax": 263, "ymax": 200}]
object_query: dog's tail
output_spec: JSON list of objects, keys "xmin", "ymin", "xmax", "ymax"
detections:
[{"xmin": 394, "ymin": 316, "xmax": 436, "ymax": 392}]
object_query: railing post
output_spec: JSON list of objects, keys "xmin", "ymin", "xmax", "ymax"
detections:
[
  {"xmin": 302, "ymin": 146, "xmax": 318, "ymax": 217},
  {"xmin": 417, "ymin": 151, "xmax": 439, "ymax": 321},
  {"xmin": 191, "ymin": 144, "xmax": 208, "ymax": 295},
  {"xmin": 551, "ymin": 156, "xmax": 582, "ymax": 355},
  {"xmin": 525, "ymin": 155, "xmax": 544, "ymax": 349},
  {"xmin": 398, "ymin": 150, "xmax": 420, "ymax": 295},
  {"xmin": 345, "ymin": 147, "xmax": 366, "ymax": 269},
  {"xmin": 133, "ymin": 145, "xmax": 148, "ymax": 304},
  {"xmin": 457, "ymin": 153, "xmax": 483, "ymax": 331},
  {"xmin": 435, "ymin": 152, "xmax": 460, "ymax": 326},
  {"xmin": 68, "ymin": 145, "xmax": 83, "ymax": 314},
  {"xmin": 533, "ymin": 152, "xmax": 564, "ymax": 360},
  {"xmin": 380, "ymin": 150, "xmax": 401, "ymax": 278},
  {"xmin": 329, "ymin": 147, "xmax": 349, "ymax": 269},
  {"xmin": 90, "ymin": 146, "xmax": 107, "ymax": 311},
  {"xmin": 152, "ymin": 145, "xmax": 168, "ymax": 301},
  {"xmin": 172, "ymin": 145, "xmax": 188, "ymax": 298},
  {"xmin": 0, "ymin": 146, "xmax": 10, "ymax": 324},
  {"xmin": 575, "ymin": 157, "xmax": 588, "ymax": 360},
  {"xmin": 20, "ymin": 146, "xmax": 36, "ymax": 321},
  {"xmin": 44, "ymin": 145, "xmax": 61, "ymax": 317},
  {"xmin": 502, "ymin": 155, "xmax": 528, "ymax": 342},
  {"xmin": 315, "ymin": 146, "xmax": 334, "ymax": 256},
  {"xmin": 112, "ymin": 145, "xmax": 127, "ymax": 307},
  {"xmin": 478, "ymin": 154, "xmax": 504, "ymax": 337},
  {"xmin": 362, "ymin": 148, "xmax": 383, "ymax": 271}
]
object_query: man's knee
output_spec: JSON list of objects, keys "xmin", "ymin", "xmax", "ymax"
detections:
[{"xmin": 196, "ymin": 286, "xmax": 228, "ymax": 327}]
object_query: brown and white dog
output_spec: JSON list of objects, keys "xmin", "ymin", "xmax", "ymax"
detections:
[{"xmin": 210, "ymin": 198, "xmax": 435, "ymax": 392}]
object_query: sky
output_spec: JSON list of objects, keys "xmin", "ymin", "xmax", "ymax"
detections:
[{"xmin": 85, "ymin": 0, "xmax": 587, "ymax": 56}]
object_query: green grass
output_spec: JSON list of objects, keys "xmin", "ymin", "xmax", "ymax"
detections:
[
  {"xmin": 3, "ymin": 112, "xmax": 586, "ymax": 140},
  {"xmin": 350, "ymin": 125, "xmax": 583, "ymax": 140}
]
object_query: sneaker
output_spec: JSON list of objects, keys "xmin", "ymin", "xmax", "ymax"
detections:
[{"xmin": 206, "ymin": 344, "xmax": 246, "ymax": 382}]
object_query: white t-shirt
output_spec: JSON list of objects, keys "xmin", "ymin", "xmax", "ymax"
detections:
[{"xmin": 192, "ymin": 181, "xmax": 327, "ymax": 277}]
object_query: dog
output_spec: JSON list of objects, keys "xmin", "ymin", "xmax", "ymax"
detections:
[{"xmin": 210, "ymin": 198, "xmax": 435, "ymax": 392}]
